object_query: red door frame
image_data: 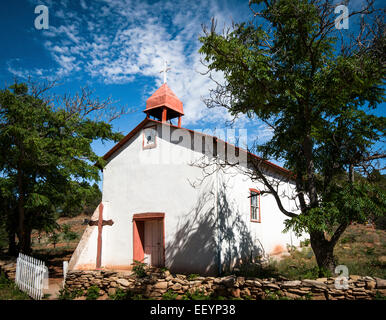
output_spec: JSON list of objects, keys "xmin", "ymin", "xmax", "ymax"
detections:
[{"xmin": 132, "ymin": 212, "xmax": 165, "ymax": 266}]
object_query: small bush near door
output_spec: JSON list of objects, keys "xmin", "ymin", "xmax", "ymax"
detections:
[{"xmin": 133, "ymin": 260, "xmax": 147, "ymax": 278}]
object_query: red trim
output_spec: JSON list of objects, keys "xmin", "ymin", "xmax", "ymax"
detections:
[
  {"xmin": 178, "ymin": 116, "xmax": 181, "ymax": 128},
  {"xmin": 132, "ymin": 213, "xmax": 165, "ymax": 266},
  {"xmin": 142, "ymin": 125, "xmax": 157, "ymax": 150},
  {"xmin": 133, "ymin": 212, "xmax": 165, "ymax": 220},
  {"xmin": 96, "ymin": 203, "xmax": 104, "ymax": 269},
  {"xmin": 162, "ymin": 107, "xmax": 167, "ymax": 122},
  {"xmin": 103, "ymin": 118, "xmax": 150, "ymax": 160},
  {"xmin": 249, "ymin": 189, "xmax": 261, "ymax": 223}
]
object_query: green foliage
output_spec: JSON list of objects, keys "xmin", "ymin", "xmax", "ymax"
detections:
[
  {"xmin": 49, "ymin": 232, "xmax": 60, "ymax": 248},
  {"xmin": 109, "ymin": 288, "xmax": 144, "ymax": 300},
  {"xmin": 300, "ymin": 239, "xmax": 310, "ymax": 247},
  {"xmin": 233, "ymin": 261, "xmax": 279, "ymax": 279},
  {"xmin": 0, "ymin": 81, "xmax": 123, "ymax": 252},
  {"xmin": 86, "ymin": 285, "xmax": 100, "ymax": 300},
  {"xmin": 132, "ymin": 260, "xmax": 147, "ymax": 278},
  {"xmin": 0, "ymin": 272, "xmax": 30, "ymax": 300},
  {"xmin": 375, "ymin": 291, "xmax": 386, "ymax": 300},
  {"xmin": 199, "ymin": 0, "xmax": 385, "ymax": 271},
  {"xmin": 58, "ymin": 288, "xmax": 84, "ymax": 300},
  {"xmin": 264, "ymin": 290, "xmax": 287, "ymax": 300},
  {"xmin": 187, "ymin": 273, "xmax": 200, "ymax": 280},
  {"xmin": 162, "ymin": 290, "xmax": 178, "ymax": 300},
  {"xmin": 61, "ymin": 224, "xmax": 79, "ymax": 246},
  {"xmin": 182, "ymin": 289, "xmax": 211, "ymax": 300}
]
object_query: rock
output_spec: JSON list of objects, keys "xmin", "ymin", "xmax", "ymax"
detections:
[
  {"xmin": 311, "ymin": 294, "xmax": 327, "ymax": 300},
  {"xmin": 244, "ymin": 280, "xmax": 255, "ymax": 286},
  {"xmin": 116, "ymin": 279, "xmax": 130, "ymax": 287},
  {"xmin": 163, "ymin": 270, "xmax": 171, "ymax": 277},
  {"xmin": 253, "ymin": 280, "xmax": 262, "ymax": 287},
  {"xmin": 154, "ymin": 281, "xmax": 168, "ymax": 289},
  {"xmin": 176, "ymin": 274, "xmax": 186, "ymax": 280},
  {"xmin": 287, "ymin": 288, "xmax": 310, "ymax": 295},
  {"xmin": 149, "ymin": 291, "xmax": 162, "ymax": 298},
  {"xmin": 242, "ymin": 288, "xmax": 251, "ymax": 297},
  {"xmin": 173, "ymin": 278, "xmax": 186, "ymax": 285},
  {"xmin": 349, "ymin": 275, "xmax": 361, "ymax": 281},
  {"xmin": 73, "ymin": 296, "xmax": 86, "ymax": 300},
  {"xmin": 221, "ymin": 276, "xmax": 236, "ymax": 288},
  {"xmin": 284, "ymin": 292, "xmax": 301, "ymax": 299},
  {"xmin": 281, "ymin": 280, "xmax": 302, "ymax": 288},
  {"xmin": 97, "ymin": 294, "xmax": 109, "ymax": 300},
  {"xmin": 171, "ymin": 283, "xmax": 182, "ymax": 291},
  {"xmin": 236, "ymin": 277, "xmax": 245, "ymax": 286},
  {"xmin": 316, "ymin": 278, "xmax": 327, "ymax": 283},
  {"xmin": 263, "ymin": 283, "xmax": 280, "ymax": 290},
  {"xmin": 109, "ymin": 282, "xmax": 118, "ymax": 288},
  {"xmin": 302, "ymin": 279, "xmax": 327, "ymax": 289},
  {"xmin": 376, "ymin": 289, "xmax": 386, "ymax": 296},
  {"xmin": 231, "ymin": 288, "xmax": 240, "ymax": 298},
  {"xmin": 107, "ymin": 288, "xmax": 117, "ymax": 296},
  {"xmin": 375, "ymin": 277, "xmax": 386, "ymax": 289}
]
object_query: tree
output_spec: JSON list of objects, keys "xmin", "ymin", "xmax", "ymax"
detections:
[
  {"xmin": 0, "ymin": 81, "xmax": 124, "ymax": 254},
  {"xmin": 199, "ymin": 0, "xmax": 385, "ymax": 273},
  {"xmin": 61, "ymin": 224, "xmax": 79, "ymax": 247}
]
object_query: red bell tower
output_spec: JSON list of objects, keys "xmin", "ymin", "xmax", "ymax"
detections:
[{"xmin": 144, "ymin": 83, "xmax": 184, "ymax": 127}]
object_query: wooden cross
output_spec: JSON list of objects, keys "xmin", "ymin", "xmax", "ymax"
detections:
[
  {"xmin": 160, "ymin": 60, "xmax": 171, "ymax": 84},
  {"xmin": 88, "ymin": 203, "xmax": 114, "ymax": 269}
]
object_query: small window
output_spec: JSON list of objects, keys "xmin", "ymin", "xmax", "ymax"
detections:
[
  {"xmin": 143, "ymin": 126, "xmax": 157, "ymax": 149},
  {"xmin": 250, "ymin": 189, "xmax": 260, "ymax": 223}
]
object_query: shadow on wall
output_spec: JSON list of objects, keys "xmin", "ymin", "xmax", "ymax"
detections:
[{"xmin": 166, "ymin": 178, "xmax": 264, "ymax": 276}]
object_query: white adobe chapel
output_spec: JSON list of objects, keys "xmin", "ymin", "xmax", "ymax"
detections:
[{"xmin": 68, "ymin": 80, "xmax": 302, "ymax": 276}]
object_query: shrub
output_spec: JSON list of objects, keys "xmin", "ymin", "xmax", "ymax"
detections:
[
  {"xmin": 86, "ymin": 286, "xmax": 100, "ymax": 300},
  {"xmin": 162, "ymin": 290, "xmax": 178, "ymax": 300},
  {"xmin": 58, "ymin": 288, "xmax": 84, "ymax": 300},
  {"xmin": 109, "ymin": 288, "xmax": 144, "ymax": 300},
  {"xmin": 187, "ymin": 274, "xmax": 200, "ymax": 280},
  {"xmin": 62, "ymin": 224, "xmax": 79, "ymax": 246},
  {"xmin": 132, "ymin": 260, "xmax": 147, "ymax": 278},
  {"xmin": 233, "ymin": 261, "xmax": 279, "ymax": 278},
  {"xmin": 183, "ymin": 289, "xmax": 211, "ymax": 300}
]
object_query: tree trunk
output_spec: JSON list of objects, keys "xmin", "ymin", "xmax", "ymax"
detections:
[
  {"xmin": 6, "ymin": 212, "xmax": 18, "ymax": 256},
  {"xmin": 310, "ymin": 231, "xmax": 336, "ymax": 276}
]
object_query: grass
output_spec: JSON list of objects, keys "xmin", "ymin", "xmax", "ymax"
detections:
[
  {"xmin": 270, "ymin": 223, "xmax": 386, "ymax": 280},
  {"xmin": 0, "ymin": 272, "xmax": 30, "ymax": 300}
]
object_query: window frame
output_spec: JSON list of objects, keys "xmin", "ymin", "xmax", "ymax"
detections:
[
  {"xmin": 249, "ymin": 188, "xmax": 261, "ymax": 223},
  {"xmin": 142, "ymin": 125, "xmax": 157, "ymax": 150}
]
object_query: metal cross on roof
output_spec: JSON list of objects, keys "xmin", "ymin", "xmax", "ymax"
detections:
[{"xmin": 160, "ymin": 60, "xmax": 171, "ymax": 84}]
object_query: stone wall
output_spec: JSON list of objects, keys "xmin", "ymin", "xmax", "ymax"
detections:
[
  {"xmin": 0, "ymin": 258, "xmax": 17, "ymax": 281},
  {"xmin": 2, "ymin": 258, "xmax": 385, "ymax": 300},
  {"xmin": 64, "ymin": 268, "xmax": 386, "ymax": 300}
]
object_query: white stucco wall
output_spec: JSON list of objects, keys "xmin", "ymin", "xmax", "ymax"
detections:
[{"xmin": 71, "ymin": 121, "xmax": 304, "ymax": 274}]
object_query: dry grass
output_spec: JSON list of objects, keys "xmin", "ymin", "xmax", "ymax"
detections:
[{"xmin": 271, "ymin": 223, "xmax": 386, "ymax": 280}]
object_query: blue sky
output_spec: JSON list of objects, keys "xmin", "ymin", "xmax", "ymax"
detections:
[{"xmin": 1, "ymin": 0, "xmax": 384, "ymax": 177}]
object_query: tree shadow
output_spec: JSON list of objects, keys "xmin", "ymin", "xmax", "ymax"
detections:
[{"xmin": 166, "ymin": 179, "xmax": 264, "ymax": 276}]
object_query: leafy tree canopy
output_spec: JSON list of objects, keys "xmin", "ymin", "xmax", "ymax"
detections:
[
  {"xmin": 0, "ymin": 82, "xmax": 123, "ymax": 253},
  {"xmin": 199, "ymin": 0, "xmax": 385, "ymax": 272}
]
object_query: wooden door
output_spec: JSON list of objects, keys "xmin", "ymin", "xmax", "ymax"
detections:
[{"xmin": 144, "ymin": 220, "xmax": 163, "ymax": 267}]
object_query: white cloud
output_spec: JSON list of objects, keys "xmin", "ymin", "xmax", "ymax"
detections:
[{"xmin": 21, "ymin": 0, "xmax": 253, "ymax": 126}]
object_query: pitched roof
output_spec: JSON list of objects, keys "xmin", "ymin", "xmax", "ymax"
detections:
[
  {"xmin": 144, "ymin": 83, "xmax": 184, "ymax": 115},
  {"xmin": 102, "ymin": 118, "xmax": 292, "ymax": 178}
]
